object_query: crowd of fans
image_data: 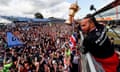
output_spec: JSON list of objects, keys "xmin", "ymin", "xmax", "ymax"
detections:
[{"xmin": 0, "ymin": 22, "xmax": 81, "ymax": 72}]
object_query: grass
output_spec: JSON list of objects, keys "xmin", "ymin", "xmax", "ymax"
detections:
[{"xmin": 107, "ymin": 32, "xmax": 120, "ymax": 44}]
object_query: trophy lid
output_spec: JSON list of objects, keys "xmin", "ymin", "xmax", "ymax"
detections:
[{"xmin": 69, "ymin": 1, "xmax": 79, "ymax": 12}]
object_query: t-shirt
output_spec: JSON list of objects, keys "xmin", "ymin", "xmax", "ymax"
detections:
[
  {"xmin": 2, "ymin": 62, "xmax": 12, "ymax": 72},
  {"xmin": 72, "ymin": 55, "xmax": 79, "ymax": 64},
  {"xmin": 65, "ymin": 49, "xmax": 71, "ymax": 57}
]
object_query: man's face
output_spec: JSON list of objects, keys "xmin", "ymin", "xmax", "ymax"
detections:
[{"xmin": 79, "ymin": 18, "xmax": 90, "ymax": 33}]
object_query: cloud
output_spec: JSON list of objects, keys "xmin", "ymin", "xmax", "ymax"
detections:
[
  {"xmin": 0, "ymin": 0, "xmax": 12, "ymax": 6},
  {"xmin": 9, "ymin": 0, "xmax": 35, "ymax": 14},
  {"xmin": 0, "ymin": 0, "xmax": 115, "ymax": 19},
  {"xmin": 0, "ymin": 0, "xmax": 70, "ymax": 18},
  {"xmin": 28, "ymin": 0, "xmax": 70, "ymax": 18},
  {"xmin": 41, "ymin": 2, "xmax": 70, "ymax": 18},
  {"xmin": 31, "ymin": 0, "xmax": 65, "ymax": 9}
]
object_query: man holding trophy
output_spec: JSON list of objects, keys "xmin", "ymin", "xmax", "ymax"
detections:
[{"xmin": 65, "ymin": 0, "xmax": 119, "ymax": 72}]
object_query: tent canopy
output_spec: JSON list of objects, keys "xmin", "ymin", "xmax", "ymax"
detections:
[{"xmin": 0, "ymin": 17, "xmax": 12, "ymax": 24}]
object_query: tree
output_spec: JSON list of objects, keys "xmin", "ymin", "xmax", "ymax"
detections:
[{"xmin": 34, "ymin": 12, "xmax": 44, "ymax": 19}]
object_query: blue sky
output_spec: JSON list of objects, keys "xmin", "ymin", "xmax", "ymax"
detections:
[
  {"xmin": 0, "ymin": 0, "xmax": 114, "ymax": 19},
  {"xmin": 66, "ymin": 0, "xmax": 114, "ymax": 19}
]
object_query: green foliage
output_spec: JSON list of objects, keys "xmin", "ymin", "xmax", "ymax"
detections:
[
  {"xmin": 107, "ymin": 32, "xmax": 120, "ymax": 44},
  {"xmin": 34, "ymin": 12, "xmax": 44, "ymax": 19}
]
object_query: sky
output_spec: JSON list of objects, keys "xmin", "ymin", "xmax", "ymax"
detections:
[{"xmin": 0, "ymin": 0, "xmax": 114, "ymax": 19}]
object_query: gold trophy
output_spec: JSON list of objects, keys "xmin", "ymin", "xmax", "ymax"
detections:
[{"xmin": 65, "ymin": 0, "xmax": 79, "ymax": 24}]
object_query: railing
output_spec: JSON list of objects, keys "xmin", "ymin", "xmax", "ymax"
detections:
[
  {"xmin": 86, "ymin": 53, "xmax": 96, "ymax": 72},
  {"xmin": 79, "ymin": 31, "xmax": 97, "ymax": 72},
  {"xmin": 79, "ymin": 53, "xmax": 96, "ymax": 72}
]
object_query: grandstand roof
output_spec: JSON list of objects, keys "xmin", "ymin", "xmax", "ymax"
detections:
[{"xmin": 93, "ymin": 0, "xmax": 120, "ymax": 16}]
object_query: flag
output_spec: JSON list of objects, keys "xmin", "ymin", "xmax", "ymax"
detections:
[
  {"xmin": 69, "ymin": 33, "xmax": 78, "ymax": 51},
  {"xmin": 7, "ymin": 32, "xmax": 23, "ymax": 47}
]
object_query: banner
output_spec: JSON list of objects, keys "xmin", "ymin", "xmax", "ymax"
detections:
[{"xmin": 7, "ymin": 32, "xmax": 23, "ymax": 47}]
